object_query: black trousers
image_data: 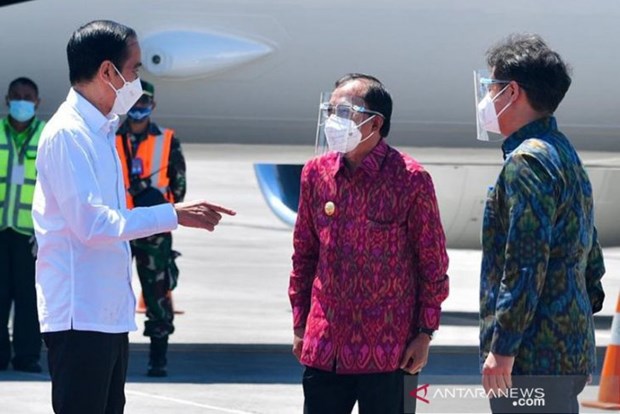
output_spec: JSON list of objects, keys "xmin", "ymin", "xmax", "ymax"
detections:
[
  {"xmin": 0, "ymin": 228, "xmax": 41, "ymax": 368},
  {"xmin": 43, "ymin": 330, "xmax": 129, "ymax": 414},
  {"xmin": 489, "ymin": 375, "xmax": 588, "ymax": 414},
  {"xmin": 303, "ymin": 366, "xmax": 418, "ymax": 414}
]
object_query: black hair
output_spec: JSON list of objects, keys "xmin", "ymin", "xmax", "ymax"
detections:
[
  {"xmin": 8, "ymin": 77, "xmax": 39, "ymax": 96},
  {"xmin": 335, "ymin": 73, "xmax": 393, "ymax": 137},
  {"xmin": 67, "ymin": 20, "xmax": 137, "ymax": 85},
  {"xmin": 486, "ymin": 33, "xmax": 572, "ymax": 114}
]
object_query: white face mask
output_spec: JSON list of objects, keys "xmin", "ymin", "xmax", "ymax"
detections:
[
  {"xmin": 324, "ymin": 115, "xmax": 375, "ymax": 153},
  {"xmin": 476, "ymin": 84, "xmax": 511, "ymax": 136},
  {"xmin": 107, "ymin": 65, "xmax": 143, "ymax": 115}
]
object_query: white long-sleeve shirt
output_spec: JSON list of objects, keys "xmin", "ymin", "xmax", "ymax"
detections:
[{"xmin": 33, "ymin": 88, "xmax": 178, "ymax": 333}]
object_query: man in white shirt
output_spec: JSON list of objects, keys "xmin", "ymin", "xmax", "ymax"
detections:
[{"xmin": 32, "ymin": 20, "xmax": 235, "ymax": 414}]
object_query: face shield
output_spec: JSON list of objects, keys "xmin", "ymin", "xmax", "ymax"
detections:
[
  {"xmin": 473, "ymin": 69, "xmax": 511, "ymax": 142},
  {"xmin": 314, "ymin": 91, "xmax": 382, "ymax": 155}
]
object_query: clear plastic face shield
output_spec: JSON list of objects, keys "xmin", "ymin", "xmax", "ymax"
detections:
[
  {"xmin": 314, "ymin": 91, "xmax": 383, "ymax": 155},
  {"xmin": 473, "ymin": 69, "xmax": 512, "ymax": 142}
]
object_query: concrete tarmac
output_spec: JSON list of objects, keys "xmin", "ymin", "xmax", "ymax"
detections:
[
  {"xmin": 0, "ymin": 344, "xmax": 611, "ymax": 413},
  {"xmin": 1, "ymin": 144, "xmax": 617, "ymax": 413}
]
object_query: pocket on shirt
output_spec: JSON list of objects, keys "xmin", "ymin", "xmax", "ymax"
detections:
[
  {"xmin": 366, "ymin": 218, "xmax": 406, "ymax": 229},
  {"xmin": 366, "ymin": 218, "xmax": 407, "ymax": 249},
  {"xmin": 361, "ymin": 219, "xmax": 410, "ymax": 296},
  {"xmin": 25, "ymin": 149, "xmax": 38, "ymax": 160}
]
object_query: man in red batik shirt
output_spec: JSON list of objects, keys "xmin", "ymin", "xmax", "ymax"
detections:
[{"xmin": 289, "ymin": 73, "xmax": 450, "ymax": 414}]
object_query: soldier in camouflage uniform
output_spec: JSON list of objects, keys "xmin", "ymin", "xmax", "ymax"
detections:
[{"xmin": 115, "ymin": 80, "xmax": 186, "ymax": 377}]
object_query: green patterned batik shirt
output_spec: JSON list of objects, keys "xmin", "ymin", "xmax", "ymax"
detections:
[{"xmin": 480, "ymin": 116, "xmax": 605, "ymax": 375}]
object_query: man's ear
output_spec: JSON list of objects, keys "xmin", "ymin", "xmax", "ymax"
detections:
[
  {"xmin": 99, "ymin": 60, "xmax": 115, "ymax": 84},
  {"xmin": 373, "ymin": 116, "xmax": 384, "ymax": 132},
  {"xmin": 151, "ymin": 100, "xmax": 157, "ymax": 111},
  {"xmin": 510, "ymin": 80, "xmax": 522, "ymax": 101}
]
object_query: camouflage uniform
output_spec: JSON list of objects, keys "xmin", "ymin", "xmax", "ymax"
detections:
[
  {"xmin": 117, "ymin": 121, "xmax": 186, "ymax": 339},
  {"xmin": 131, "ymin": 233, "xmax": 180, "ymax": 337}
]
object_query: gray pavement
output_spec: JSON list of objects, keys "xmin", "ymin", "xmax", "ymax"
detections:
[
  {"xmin": 1, "ymin": 144, "xmax": 618, "ymax": 413},
  {"xmin": 0, "ymin": 345, "xmax": 612, "ymax": 413}
]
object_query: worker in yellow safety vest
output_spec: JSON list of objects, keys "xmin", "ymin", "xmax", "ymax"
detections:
[
  {"xmin": 0, "ymin": 77, "xmax": 46, "ymax": 373},
  {"xmin": 115, "ymin": 80, "xmax": 186, "ymax": 377}
]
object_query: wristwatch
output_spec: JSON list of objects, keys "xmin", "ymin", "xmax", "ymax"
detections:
[{"xmin": 418, "ymin": 327, "xmax": 435, "ymax": 340}]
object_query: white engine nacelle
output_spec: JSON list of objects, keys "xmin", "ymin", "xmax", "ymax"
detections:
[{"xmin": 141, "ymin": 30, "xmax": 274, "ymax": 79}]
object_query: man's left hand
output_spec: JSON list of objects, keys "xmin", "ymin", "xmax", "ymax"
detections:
[
  {"xmin": 399, "ymin": 334, "xmax": 431, "ymax": 374},
  {"xmin": 482, "ymin": 352, "xmax": 515, "ymax": 398},
  {"xmin": 174, "ymin": 200, "xmax": 236, "ymax": 231}
]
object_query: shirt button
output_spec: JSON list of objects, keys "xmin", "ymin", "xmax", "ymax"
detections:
[{"xmin": 324, "ymin": 201, "xmax": 335, "ymax": 216}]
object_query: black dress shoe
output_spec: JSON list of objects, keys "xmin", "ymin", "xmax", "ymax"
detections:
[
  {"xmin": 147, "ymin": 364, "xmax": 167, "ymax": 377},
  {"xmin": 12, "ymin": 361, "xmax": 42, "ymax": 373},
  {"xmin": 147, "ymin": 336, "xmax": 168, "ymax": 377}
]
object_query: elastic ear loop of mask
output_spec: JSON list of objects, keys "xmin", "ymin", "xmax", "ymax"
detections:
[
  {"xmin": 492, "ymin": 83, "xmax": 513, "ymax": 120},
  {"xmin": 354, "ymin": 114, "xmax": 378, "ymax": 146},
  {"xmin": 107, "ymin": 64, "xmax": 130, "ymax": 94}
]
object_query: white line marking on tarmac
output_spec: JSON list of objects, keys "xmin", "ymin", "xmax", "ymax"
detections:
[{"xmin": 126, "ymin": 390, "xmax": 256, "ymax": 414}]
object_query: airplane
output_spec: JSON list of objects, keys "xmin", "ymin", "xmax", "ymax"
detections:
[{"xmin": 1, "ymin": 0, "xmax": 619, "ymax": 247}]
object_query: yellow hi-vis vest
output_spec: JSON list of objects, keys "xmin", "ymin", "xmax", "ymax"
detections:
[
  {"xmin": 115, "ymin": 128, "xmax": 175, "ymax": 209},
  {"xmin": 0, "ymin": 118, "xmax": 45, "ymax": 235}
]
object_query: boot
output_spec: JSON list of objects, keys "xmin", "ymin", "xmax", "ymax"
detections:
[{"xmin": 147, "ymin": 336, "xmax": 168, "ymax": 377}]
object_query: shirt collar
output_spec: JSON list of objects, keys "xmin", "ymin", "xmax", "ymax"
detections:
[
  {"xmin": 67, "ymin": 88, "xmax": 119, "ymax": 137},
  {"xmin": 501, "ymin": 116, "xmax": 557, "ymax": 158},
  {"xmin": 331, "ymin": 138, "xmax": 389, "ymax": 177}
]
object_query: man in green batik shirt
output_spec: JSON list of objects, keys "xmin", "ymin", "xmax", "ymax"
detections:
[{"xmin": 473, "ymin": 34, "xmax": 605, "ymax": 413}]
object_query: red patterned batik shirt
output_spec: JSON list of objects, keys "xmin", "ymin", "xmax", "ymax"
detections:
[{"xmin": 289, "ymin": 139, "xmax": 449, "ymax": 374}]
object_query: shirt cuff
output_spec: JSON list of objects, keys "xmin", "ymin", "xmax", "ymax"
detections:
[
  {"xmin": 418, "ymin": 305, "xmax": 441, "ymax": 331},
  {"xmin": 490, "ymin": 324, "xmax": 522, "ymax": 356},
  {"xmin": 150, "ymin": 203, "xmax": 178, "ymax": 233}
]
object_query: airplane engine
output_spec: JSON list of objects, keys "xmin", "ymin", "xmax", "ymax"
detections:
[{"xmin": 141, "ymin": 30, "xmax": 274, "ymax": 79}]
